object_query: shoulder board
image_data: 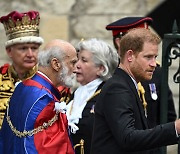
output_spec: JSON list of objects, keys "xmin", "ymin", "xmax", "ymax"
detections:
[{"xmin": 0, "ymin": 63, "xmax": 10, "ymax": 74}]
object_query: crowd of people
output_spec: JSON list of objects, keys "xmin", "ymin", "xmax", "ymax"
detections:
[{"xmin": 0, "ymin": 10, "xmax": 178, "ymax": 154}]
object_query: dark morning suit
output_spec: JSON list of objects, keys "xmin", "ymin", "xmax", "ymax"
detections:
[
  {"xmin": 91, "ymin": 68, "xmax": 178, "ymax": 154},
  {"xmin": 141, "ymin": 66, "xmax": 176, "ymax": 128},
  {"xmin": 69, "ymin": 82, "xmax": 104, "ymax": 154}
]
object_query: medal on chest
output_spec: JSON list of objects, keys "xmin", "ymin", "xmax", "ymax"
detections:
[{"xmin": 149, "ymin": 83, "xmax": 158, "ymax": 100}]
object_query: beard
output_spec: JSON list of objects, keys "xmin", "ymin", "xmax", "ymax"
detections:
[
  {"xmin": 131, "ymin": 64, "xmax": 153, "ymax": 82},
  {"xmin": 58, "ymin": 63, "xmax": 77, "ymax": 88}
]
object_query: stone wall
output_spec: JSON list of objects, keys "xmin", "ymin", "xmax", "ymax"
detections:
[
  {"xmin": 0, "ymin": 0, "xmax": 163, "ymax": 64},
  {"xmin": 0, "ymin": 0, "xmax": 178, "ymax": 153}
]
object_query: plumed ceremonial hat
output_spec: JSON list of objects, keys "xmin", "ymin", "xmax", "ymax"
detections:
[
  {"xmin": 0, "ymin": 10, "xmax": 44, "ymax": 47},
  {"xmin": 106, "ymin": 17, "xmax": 153, "ymax": 36}
]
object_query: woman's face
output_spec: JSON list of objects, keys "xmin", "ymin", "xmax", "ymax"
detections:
[{"xmin": 74, "ymin": 50, "xmax": 102, "ymax": 85}]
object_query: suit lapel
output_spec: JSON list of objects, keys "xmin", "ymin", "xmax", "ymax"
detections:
[
  {"xmin": 116, "ymin": 68, "xmax": 148, "ymax": 128},
  {"xmin": 87, "ymin": 82, "xmax": 104, "ymax": 102}
]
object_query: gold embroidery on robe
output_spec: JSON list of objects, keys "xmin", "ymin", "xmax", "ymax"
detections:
[{"xmin": 0, "ymin": 65, "xmax": 37, "ymax": 129}]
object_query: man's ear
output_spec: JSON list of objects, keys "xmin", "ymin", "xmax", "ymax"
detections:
[
  {"xmin": 6, "ymin": 47, "xmax": 12, "ymax": 58},
  {"xmin": 127, "ymin": 50, "xmax": 134, "ymax": 62},
  {"xmin": 115, "ymin": 38, "xmax": 121, "ymax": 49},
  {"xmin": 51, "ymin": 58, "xmax": 61, "ymax": 72}
]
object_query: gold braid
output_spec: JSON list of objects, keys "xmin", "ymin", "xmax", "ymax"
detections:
[{"xmin": 137, "ymin": 82, "xmax": 147, "ymax": 116}]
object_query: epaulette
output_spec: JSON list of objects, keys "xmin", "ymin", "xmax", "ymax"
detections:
[{"xmin": 0, "ymin": 63, "xmax": 10, "ymax": 74}]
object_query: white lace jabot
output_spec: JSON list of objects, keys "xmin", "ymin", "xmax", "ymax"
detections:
[{"xmin": 66, "ymin": 78, "xmax": 103, "ymax": 133}]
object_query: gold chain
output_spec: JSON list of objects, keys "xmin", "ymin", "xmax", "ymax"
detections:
[{"xmin": 6, "ymin": 109, "xmax": 59, "ymax": 138}]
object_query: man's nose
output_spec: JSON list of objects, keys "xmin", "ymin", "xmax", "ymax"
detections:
[
  {"xmin": 26, "ymin": 48, "xmax": 33, "ymax": 56},
  {"xmin": 150, "ymin": 59, "xmax": 157, "ymax": 67}
]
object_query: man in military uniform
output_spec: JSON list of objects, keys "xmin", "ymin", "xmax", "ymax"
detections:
[
  {"xmin": 0, "ymin": 10, "xmax": 44, "ymax": 129},
  {"xmin": 106, "ymin": 17, "xmax": 176, "ymax": 128}
]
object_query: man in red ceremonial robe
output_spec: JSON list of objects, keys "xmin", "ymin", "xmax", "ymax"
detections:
[{"xmin": 0, "ymin": 39, "xmax": 78, "ymax": 154}]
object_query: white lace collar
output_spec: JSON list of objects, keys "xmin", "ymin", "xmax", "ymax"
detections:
[{"xmin": 66, "ymin": 78, "xmax": 103, "ymax": 133}]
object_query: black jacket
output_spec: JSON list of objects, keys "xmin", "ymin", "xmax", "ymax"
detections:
[
  {"xmin": 91, "ymin": 68, "xmax": 178, "ymax": 154},
  {"xmin": 141, "ymin": 66, "xmax": 176, "ymax": 128},
  {"xmin": 69, "ymin": 82, "xmax": 104, "ymax": 154}
]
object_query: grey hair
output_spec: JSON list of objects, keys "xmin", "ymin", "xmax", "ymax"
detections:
[
  {"xmin": 77, "ymin": 38, "xmax": 119, "ymax": 81},
  {"xmin": 38, "ymin": 46, "xmax": 66, "ymax": 67}
]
